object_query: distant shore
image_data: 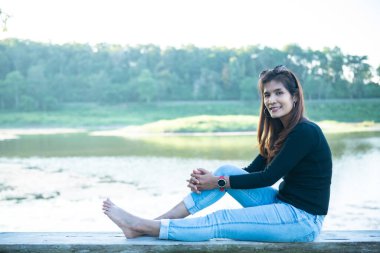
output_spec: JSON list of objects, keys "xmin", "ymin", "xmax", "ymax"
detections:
[
  {"xmin": 1, "ymin": 120, "xmax": 380, "ymax": 141},
  {"xmin": 0, "ymin": 128, "xmax": 86, "ymax": 141},
  {"xmin": 1, "ymin": 100, "xmax": 380, "ymax": 140},
  {"xmin": 0, "ymin": 99, "xmax": 379, "ymax": 128},
  {"xmin": 89, "ymin": 120, "xmax": 380, "ymax": 138}
]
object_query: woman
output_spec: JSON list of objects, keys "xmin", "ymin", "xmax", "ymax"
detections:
[{"xmin": 102, "ymin": 65, "xmax": 332, "ymax": 242}]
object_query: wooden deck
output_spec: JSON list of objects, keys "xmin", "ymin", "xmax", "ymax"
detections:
[{"xmin": 0, "ymin": 230, "xmax": 379, "ymax": 252}]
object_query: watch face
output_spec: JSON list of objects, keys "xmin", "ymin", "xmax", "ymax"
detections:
[{"xmin": 218, "ymin": 179, "xmax": 226, "ymax": 187}]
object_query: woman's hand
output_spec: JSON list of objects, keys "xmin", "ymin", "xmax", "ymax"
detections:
[
  {"xmin": 187, "ymin": 168, "xmax": 218, "ymax": 193},
  {"xmin": 187, "ymin": 168, "xmax": 203, "ymax": 194}
]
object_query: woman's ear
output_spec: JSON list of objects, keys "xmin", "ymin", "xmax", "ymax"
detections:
[{"xmin": 293, "ymin": 94, "xmax": 299, "ymax": 103}]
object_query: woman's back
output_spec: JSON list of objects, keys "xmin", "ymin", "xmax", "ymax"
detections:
[{"xmin": 277, "ymin": 119, "xmax": 332, "ymax": 215}]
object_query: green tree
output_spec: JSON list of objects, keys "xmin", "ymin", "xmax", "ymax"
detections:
[
  {"xmin": 239, "ymin": 76, "xmax": 259, "ymax": 101},
  {"xmin": 221, "ymin": 56, "xmax": 244, "ymax": 99},
  {"xmin": 26, "ymin": 64, "xmax": 54, "ymax": 110},
  {"xmin": 155, "ymin": 69, "xmax": 182, "ymax": 101},
  {"xmin": 86, "ymin": 71, "xmax": 112, "ymax": 102},
  {"xmin": 135, "ymin": 69, "xmax": 157, "ymax": 103},
  {"xmin": 346, "ymin": 55, "xmax": 372, "ymax": 98},
  {"xmin": 0, "ymin": 39, "xmax": 380, "ymax": 112},
  {"xmin": 1, "ymin": 71, "xmax": 26, "ymax": 109},
  {"xmin": 363, "ymin": 82, "xmax": 380, "ymax": 98},
  {"xmin": 0, "ymin": 51, "xmax": 13, "ymax": 79},
  {"xmin": 193, "ymin": 68, "xmax": 221, "ymax": 100}
]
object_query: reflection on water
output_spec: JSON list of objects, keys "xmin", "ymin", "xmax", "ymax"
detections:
[
  {"xmin": 0, "ymin": 131, "xmax": 379, "ymax": 231},
  {"xmin": 1, "ymin": 131, "xmax": 379, "ymax": 159}
]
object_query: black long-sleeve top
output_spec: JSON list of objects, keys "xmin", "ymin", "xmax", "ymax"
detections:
[{"xmin": 229, "ymin": 120, "xmax": 332, "ymax": 215}]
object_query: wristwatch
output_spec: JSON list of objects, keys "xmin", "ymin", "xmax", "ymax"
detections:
[{"xmin": 217, "ymin": 176, "xmax": 227, "ymax": 192}]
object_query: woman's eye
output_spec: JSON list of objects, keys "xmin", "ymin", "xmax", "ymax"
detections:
[{"xmin": 276, "ymin": 91, "xmax": 283, "ymax": 95}]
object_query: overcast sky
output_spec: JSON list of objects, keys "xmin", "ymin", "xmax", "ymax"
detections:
[{"xmin": 1, "ymin": 0, "xmax": 379, "ymax": 67}]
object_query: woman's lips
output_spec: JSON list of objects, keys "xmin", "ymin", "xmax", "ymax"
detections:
[{"xmin": 270, "ymin": 107, "xmax": 281, "ymax": 112}]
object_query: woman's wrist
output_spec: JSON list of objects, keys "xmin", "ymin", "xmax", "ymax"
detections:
[
  {"xmin": 214, "ymin": 176, "xmax": 231, "ymax": 189},
  {"xmin": 213, "ymin": 176, "xmax": 219, "ymax": 188},
  {"xmin": 225, "ymin": 176, "xmax": 231, "ymax": 189}
]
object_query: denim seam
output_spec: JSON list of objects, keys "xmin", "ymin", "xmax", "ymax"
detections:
[
  {"xmin": 191, "ymin": 191, "xmax": 223, "ymax": 213},
  {"xmin": 169, "ymin": 218, "xmax": 309, "ymax": 229},
  {"xmin": 229, "ymin": 189, "xmax": 261, "ymax": 207}
]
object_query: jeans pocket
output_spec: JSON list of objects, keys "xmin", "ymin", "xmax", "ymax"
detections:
[{"xmin": 313, "ymin": 215, "xmax": 325, "ymax": 233}]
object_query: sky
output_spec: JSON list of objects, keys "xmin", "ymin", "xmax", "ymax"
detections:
[{"xmin": 1, "ymin": 0, "xmax": 380, "ymax": 68}]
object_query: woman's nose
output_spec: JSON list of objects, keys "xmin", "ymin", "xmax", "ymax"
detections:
[{"xmin": 267, "ymin": 95, "xmax": 275, "ymax": 104}]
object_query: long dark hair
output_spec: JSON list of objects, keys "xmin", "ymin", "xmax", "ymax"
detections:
[{"xmin": 257, "ymin": 65, "xmax": 306, "ymax": 163}]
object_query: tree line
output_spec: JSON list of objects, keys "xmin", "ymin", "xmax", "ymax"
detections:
[{"xmin": 0, "ymin": 39, "xmax": 379, "ymax": 111}]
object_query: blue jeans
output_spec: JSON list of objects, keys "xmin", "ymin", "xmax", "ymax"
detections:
[{"xmin": 159, "ymin": 165, "xmax": 325, "ymax": 242}]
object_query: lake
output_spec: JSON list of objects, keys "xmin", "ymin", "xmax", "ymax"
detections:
[{"xmin": 0, "ymin": 131, "xmax": 379, "ymax": 232}]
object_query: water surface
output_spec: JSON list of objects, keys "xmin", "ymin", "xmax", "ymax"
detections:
[{"xmin": 0, "ymin": 131, "xmax": 379, "ymax": 231}]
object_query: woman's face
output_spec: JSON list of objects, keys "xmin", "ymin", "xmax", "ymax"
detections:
[{"xmin": 263, "ymin": 80, "xmax": 296, "ymax": 126}]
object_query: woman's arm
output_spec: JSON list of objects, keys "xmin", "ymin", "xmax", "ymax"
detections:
[
  {"xmin": 229, "ymin": 123, "xmax": 318, "ymax": 189},
  {"xmin": 243, "ymin": 154, "xmax": 266, "ymax": 173}
]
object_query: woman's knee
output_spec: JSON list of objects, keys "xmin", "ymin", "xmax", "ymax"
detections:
[{"xmin": 213, "ymin": 165, "xmax": 247, "ymax": 176}]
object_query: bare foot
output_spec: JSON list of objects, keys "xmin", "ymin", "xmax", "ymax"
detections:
[{"xmin": 102, "ymin": 198, "xmax": 143, "ymax": 238}]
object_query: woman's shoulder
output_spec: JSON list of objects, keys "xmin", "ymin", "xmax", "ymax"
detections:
[
  {"xmin": 292, "ymin": 118, "xmax": 323, "ymax": 138},
  {"xmin": 294, "ymin": 119, "xmax": 331, "ymax": 151}
]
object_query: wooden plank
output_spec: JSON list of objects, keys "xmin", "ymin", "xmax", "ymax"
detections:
[{"xmin": 0, "ymin": 230, "xmax": 379, "ymax": 253}]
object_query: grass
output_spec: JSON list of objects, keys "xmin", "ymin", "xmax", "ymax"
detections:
[
  {"xmin": 93, "ymin": 116, "xmax": 379, "ymax": 135},
  {"xmin": 0, "ymin": 99, "xmax": 379, "ymax": 130},
  {"xmin": 119, "ymin": 115, "xmax": 260, "ymax": 133}
]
